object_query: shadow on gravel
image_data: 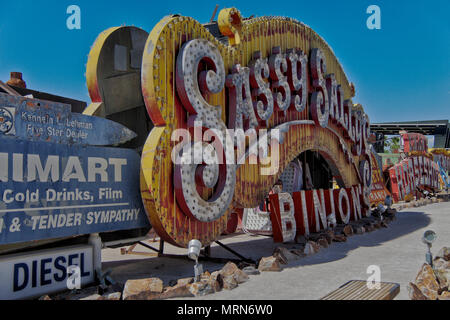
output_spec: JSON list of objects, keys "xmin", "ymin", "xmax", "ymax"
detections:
[{"xmin": 102, "ymin": 210, "xmax": 430, "ymax": 285}]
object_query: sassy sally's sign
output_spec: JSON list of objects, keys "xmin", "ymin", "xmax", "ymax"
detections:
[{"xmin": 88, "ymin": 8, "xmax": 373, "ymax": 247}]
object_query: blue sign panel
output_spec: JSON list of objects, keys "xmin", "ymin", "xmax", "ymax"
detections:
[
  {"xmin": 0, "ymin": 139, "xmax": 149, "ymax": 245},
  {"xmin": 0, "ymin": 93, "xmax": 136, "ymax": 146}
]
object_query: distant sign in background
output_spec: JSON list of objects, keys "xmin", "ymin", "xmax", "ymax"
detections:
[{"xmin": 0, "ymin": 138, "xmax": 149, "ymax": 245}]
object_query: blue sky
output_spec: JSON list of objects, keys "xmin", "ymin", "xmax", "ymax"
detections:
[{"xmin": 0, "ymin": 0, "xmax": 448, "ymax": 123}]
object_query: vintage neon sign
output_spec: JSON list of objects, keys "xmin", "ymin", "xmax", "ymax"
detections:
[
  {"xmin": 87, "ymin": 9, "xmax": 373, "ymax": 247},
  {"xmin": 400, "ymin": 132, "xmax": 428, "ymax": 154},
  {"xmin": 389, "ymin": 155, "xmax": 440, "ymax": 202},
  {"xmin": 369, "ymin": 149, "xmax": 391, "ymax": 206},
  {"xmin": 269, "ymin": 185, "xmax": 368, "ymax": 243},
  {"xmin": 387, "ymin": 132, "xmax": 443, "ymax": 202}
]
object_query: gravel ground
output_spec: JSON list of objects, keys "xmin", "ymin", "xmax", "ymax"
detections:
[{"xmin": 102, "ymin": 201, "xmax": 450, "ymax": 300}]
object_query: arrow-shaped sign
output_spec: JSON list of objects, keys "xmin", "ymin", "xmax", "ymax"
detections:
[{"xmin": 0, "ymin": 92, "xmax": 136, "ymax": 146}]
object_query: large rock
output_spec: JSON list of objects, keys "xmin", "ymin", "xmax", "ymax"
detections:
[
  {"xmin": 321, "ymin": 230, "xmax": 335, "ymax": 244},
  {"xmin": 408, "ymin": 282, "xmax": 428, "ymax": 300},
  {"xmin": 217, "ymin": 262, "xmax": 247, "ymax": 290},
  {"xmin": 354, "ymin": 226, "xmax": 365, "ymax": 235},
  {"xmin": 160, "ymin": 284, "xmax": 194, "ymax": 299},
  {"xmin": 187, "ymin": 281, "xmax": 216, "ymax": 296},
  {"xmin": 233, "ymin": 269, "xmax": 249, "ymax": 284},
  {"xmin": 273, "ymin": 250, "xmax": 288, "ymax": 265},
  {"xmin": 220, "ymin": 262, "xmax": 239, "ymax": 277},
  {"xmin": 317, "ymin": 238, "xmax": 329, "ymax": 248},
  {"xmin": 436, "ymin": 247, "xmax": 450, "ymax": 261},
  {"xmin": 210, "ymin": 271, "xmax": 224, "ymax": 289},
  {"xmin": 273, "ymin": 247, "xmax": 301, "ymax": 264},
  {"xmin": 433, "ymin": 258, "xmax": 450, "ymax": 290},
  {"xmin": 197, "ymin": 270, "xmax": 223, "ymax": 293},
  {"xmin": 438, "ymin": 291, "xmax": 450, "ymax": 300},
  {"xmin": 343, "ymin": 225, "xmax": 353, "ymax": 237},
  {"xmin": 290, "ymin": 248, "xmax": 306, "ymax": 258},
  {"xmin": 304, "ymin": 241, "xmax": 320, "ymax": 255},
  {"xmin": 333, "ymin": 234, "xmax": 347, "ymax": 242},
  {"xmin": 122, "ymin": 278, "xmax": 164, "ymax": 300},
  {"xmin": 219, "ymin": 262, "xmax": 249, "ymax": 284},
  {"xmin": 433, "ymin": 257, "xmax": 450, "ymax": 269},
  {"xmin": 79, "ymin": 294, "xmax": 102, "ymax": 300},
  {"xmin": 242, "ymin": 266, "xmax": 260, "ymax": 276},
  {"xmin": 200, "ymin": 271, "xmax": 211, "ymax": 282},
  {"xmin": 258, "ymin": 256, "xmax": 282, "ymax": 272},
  {"xmin": 176, "ymin": 277, "xmax": 194, "ymax": 286},
  {"xmin": 414, "ymin": 264, "xmax": 440, "ymax": 300},
  {"xmin": 160, "ymin": 277, "xmax": 196, "ymax": 299},
  {"xmin": 98, "ymin": 292, "xmax": 122, "ymax": 300},
  {"xmin": 222, "ymin": 275, "xmax": 239, "ymax": 290}
]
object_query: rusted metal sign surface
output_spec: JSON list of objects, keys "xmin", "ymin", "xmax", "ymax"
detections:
[
  {"xmin": 0, "ymin": 93, "xmax": 136, "ymax": 146},
  {"xmin": 0, "ymin": 139, "xmax": 149, "ymax": 245}
]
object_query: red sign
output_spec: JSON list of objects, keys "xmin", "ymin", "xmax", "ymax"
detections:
[
  {"xmin": 268, "ymin": 185, "xmax": 368, "ymax": 243},
  {"xmin": 389, "ymin": 156, "xmax": 440, "ymax": 202},
  {"xmin": 401, "ymin": 133, "xmax": 428, "ymax": 153}
]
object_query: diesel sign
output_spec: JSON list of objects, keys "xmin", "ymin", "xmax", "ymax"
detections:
[{"xmin": 0, "ymin": 245, "xmax": 94, "ymax": 300}]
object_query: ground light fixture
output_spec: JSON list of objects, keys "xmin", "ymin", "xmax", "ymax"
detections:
[
  {"xmin": 384, "ymin": 195, "xmax": 392, "ymax": 209},
  {"xmin": 422, "ymin": 230, "xmax": 437, "ymax": 267},
  {"xmin": 377, "ymin": 203, "xmax": 386, "ymax": 215},
  {"xmin": 188, "ymin": 239, "xmax": 203, "ymax": 282}
]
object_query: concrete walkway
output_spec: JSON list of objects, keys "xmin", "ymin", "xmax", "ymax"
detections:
[{"xmin": 102, "ymin": 202, "xmax": 449, "ymax": 300}]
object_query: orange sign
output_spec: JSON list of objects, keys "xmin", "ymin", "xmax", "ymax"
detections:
[{"xmin": 369, "ymin": 151, "xmax": 390, "ymax": 206}]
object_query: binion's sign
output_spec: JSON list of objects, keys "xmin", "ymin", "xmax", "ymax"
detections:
[{"xmin": 87, "ymin": 8, "xmax": 373, "ymax": 247}]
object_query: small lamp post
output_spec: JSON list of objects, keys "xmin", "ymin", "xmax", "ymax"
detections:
[
  {"xmin": 384, "ymin": 195, "xmax": 392, "ymax": 209},
  {"xmin": 187, "ymin": 239, "xmax": 203, "ymax": 282},
  {"xmin": 422, "ymin": 230, "xmax": 437, "ymax": 267}
]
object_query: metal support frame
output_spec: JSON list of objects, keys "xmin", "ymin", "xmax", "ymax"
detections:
[
  {"xmin": 214, "ymin": 241, "xmax": 254, "ymax": 264},
  {"xmin": 120, "ymin": 239, "xmax": 256, "ymax": 265}
]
